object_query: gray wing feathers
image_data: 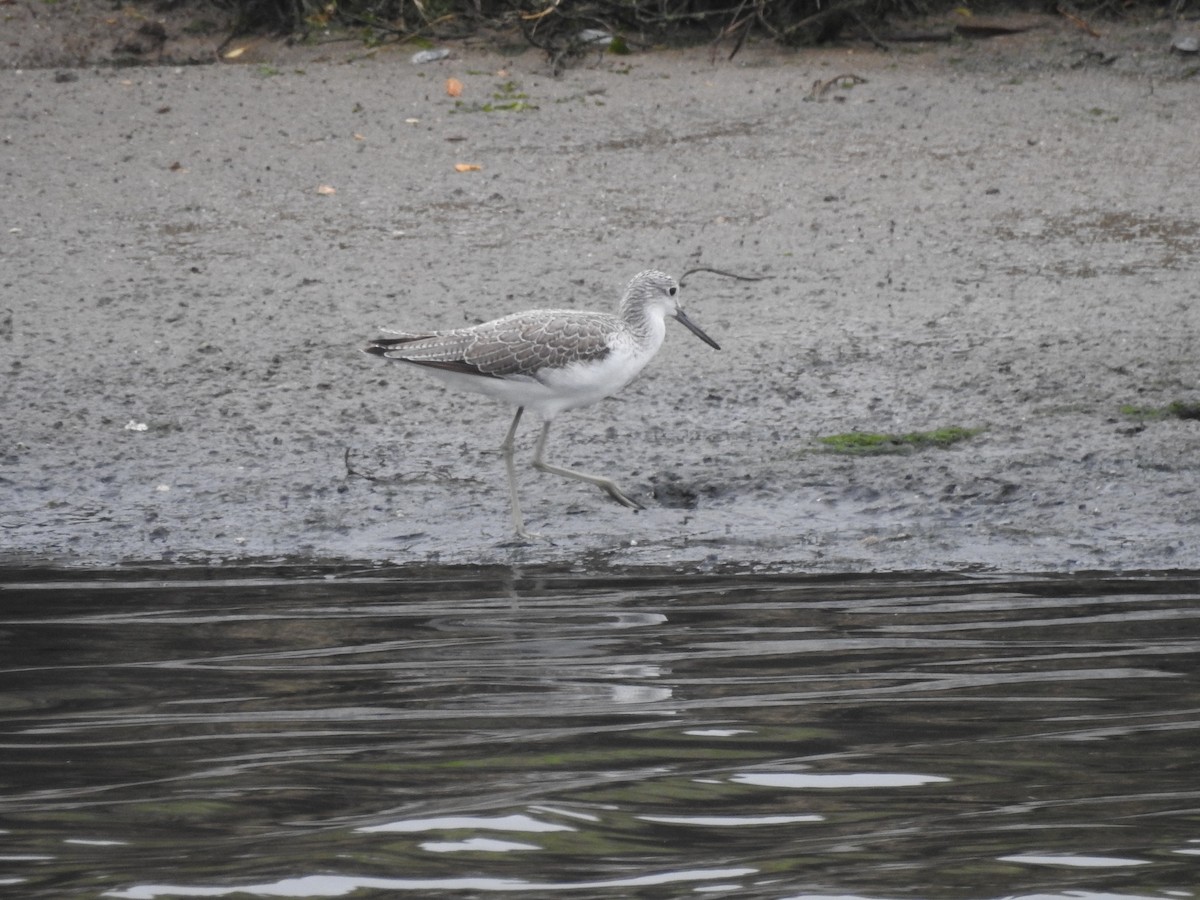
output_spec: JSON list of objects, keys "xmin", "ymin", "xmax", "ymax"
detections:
[{"xmin": 371, "ymin": 311, "xmax": 616, "ymax": 379}]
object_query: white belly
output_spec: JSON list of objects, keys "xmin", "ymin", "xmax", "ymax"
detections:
[{"xmin": 408, "ymin": 334, "xmax": 661, "ymax": 421}]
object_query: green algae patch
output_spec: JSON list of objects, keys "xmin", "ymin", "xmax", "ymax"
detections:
[
  {"xmin": 818, "ymin": 426, "xmax": 983, "ymax": 455},
  {"xmin": 1120, "ymin": 401, "xmax": 1200, "ymax": 421}
]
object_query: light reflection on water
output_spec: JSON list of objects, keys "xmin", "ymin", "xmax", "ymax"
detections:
[{"xmin": 0, "ymin": 569, "xmax": 1198, "ymax": 899}]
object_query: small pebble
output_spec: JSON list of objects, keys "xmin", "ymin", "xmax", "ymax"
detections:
[{"xmin": 411, "ymin": 49, "xmax": 450, "ymax": 65}]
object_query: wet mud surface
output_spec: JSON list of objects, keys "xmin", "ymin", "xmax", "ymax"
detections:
[{"xmin": 2, "ymin": 15, "xmax": 1199, "ymax": 572}]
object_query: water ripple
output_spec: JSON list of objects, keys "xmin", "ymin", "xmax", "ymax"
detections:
[{"xmin": 0, "ymin": 570, "xmax": 1197, "ymax": 899}]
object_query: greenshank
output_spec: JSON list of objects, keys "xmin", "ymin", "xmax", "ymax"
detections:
[{"xmin": 365, "ymin": 269, "xmax": 720, "ymax": 538}]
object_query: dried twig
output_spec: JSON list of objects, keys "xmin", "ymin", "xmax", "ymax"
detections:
[
  {"xmin": 711, "ymin": 0, "xmax": 753, "ymax": 62},
  {"xmin": 679, "ymin": 267, "xmax": 770, "ymax": 286},
  {"xmin": 344, "ymin": 447, "xmax": 379, "ymax": 481},
  {"xmin": 806, "ymin": 73, "xmax": 867, "ymax": 102},
  {"xmin": 851, "ymin": 9, "xmax": 889, "ymax": 50},
  {"xmin": 1057, "ymin": 4, "xmax": 1101, "ymax": 38}
]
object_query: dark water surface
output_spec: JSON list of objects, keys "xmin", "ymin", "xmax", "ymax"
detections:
[{"xmin": 1, "ymin": 569, "xmax": 1198, "ymax": 899}]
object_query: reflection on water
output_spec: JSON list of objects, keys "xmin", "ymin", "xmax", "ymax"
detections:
[{"xmin": 0, "ymin": 569, "xmax": 1198, "ymax": 899}]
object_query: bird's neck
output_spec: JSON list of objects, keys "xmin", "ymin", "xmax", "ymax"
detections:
[
  {"xmin": 619, "ymin": 301, "xmax": 666, "ymax": 355},
  {"xmin": 620, "ymin": 298, "xmax": 654, "ymax": 336}
]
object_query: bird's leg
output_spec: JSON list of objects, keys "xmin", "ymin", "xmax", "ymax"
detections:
[
  {"xmin": 532, "ymin": 421, "xmax": 644, "ymax": 510},
  {"xmin": 500, "ymin": 407, "xmax": 535, "ymax": 539},
  {"xmin": 499, "ymin": 406, "xmax": 524, "ymax": 454}
]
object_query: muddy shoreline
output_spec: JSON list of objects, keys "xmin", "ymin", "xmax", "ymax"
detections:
[{"xmin": 3, "ymin": 15, "xmax": 1199, "ymax": 572}]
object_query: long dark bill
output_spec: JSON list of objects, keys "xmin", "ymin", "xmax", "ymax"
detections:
[{"xmin": 674, "ymin": 309, "xmax": 721, "ymax": 350}]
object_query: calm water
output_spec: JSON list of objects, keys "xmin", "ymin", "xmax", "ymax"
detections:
[{"xmin": 1, "ymin": 568, "xmax": 1198, "ymax": 900}]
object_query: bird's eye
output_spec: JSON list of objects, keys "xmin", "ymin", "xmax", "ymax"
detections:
[{"xmin": 668, "ymin": 287, "xmax": 677, "ymax": 296}]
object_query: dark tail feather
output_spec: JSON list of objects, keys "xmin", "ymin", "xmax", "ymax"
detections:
[
  {"xmin": 364, "ymin": 334, "xmax": 430, "ymax": 356},
  {"xmin": 362, "ymin": 343, "xmax": 497, "ymax": 378}
]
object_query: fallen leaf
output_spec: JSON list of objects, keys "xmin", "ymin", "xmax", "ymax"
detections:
[
  {"xmin": 317, "ymin": 184, "xmax": 337, "ymax": 195},
  {"xmin": 454, "ymin": 163, "xmax": 482, "ymax": 172},
  {"xmin": 353, "ymin": 132, "xmax": 365, "ymax": 141},
  {"xmin": 496, "ymin": 68, "xmax": 509, "ymax": 77},
  {"xmin": 446, "ymin": 77, "xmax": 463, "ymax": 97},
  {"xmin": 223, "ymin": 46, "xmax": 247, "ymax": 59},
  {"xmin": 168, "ymin": 161, "xmax": 187, "ymax": 172}
]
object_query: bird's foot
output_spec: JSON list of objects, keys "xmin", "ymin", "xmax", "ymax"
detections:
[
  {"xmin": 506, "ymin": 521, "xmax": 544, "ymax": 542},
  {"xmin": 602, "ymin": 483, "xmax": 644, "ymax": 511}
]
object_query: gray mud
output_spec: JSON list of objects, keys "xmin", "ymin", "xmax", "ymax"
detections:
[{"xmin": 2, "ymin": 16, "xmax": 1199, "ymax": 572}]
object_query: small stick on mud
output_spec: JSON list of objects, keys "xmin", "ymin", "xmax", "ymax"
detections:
[
  {"xmin": 806, "ymin": 73, "xmax": 868, "ymax": 102},
  {"xmin": 679, "ymin": 267, "xmax": 770, "ymax": 286},
  {"xmin": 344, "ymin": 447, "xmax": 379, "ymax": 481}
]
